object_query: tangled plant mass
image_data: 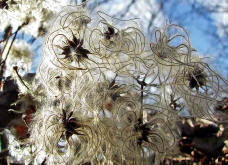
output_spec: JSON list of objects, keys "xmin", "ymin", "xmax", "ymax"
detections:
[{"xmin": 1, "ymin": 2, "xmax": 228, "ymax": 165}]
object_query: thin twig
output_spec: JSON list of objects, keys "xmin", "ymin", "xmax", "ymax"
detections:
[
  {"xmin": 13, "ymin": 66, "xmax": 30, "ymax": 91},
  {"xmin": 0, "ymin": 22, "xmax": 28, "ymax": 82}
]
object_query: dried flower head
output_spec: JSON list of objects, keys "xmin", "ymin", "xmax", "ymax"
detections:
[
  {"xmin": 3, "ymin": 40, "xmax": 33, "ymax": 78},
  {"xmin": 187, "ymin": 66, "xmax": 207, "ymax": 90},
  {"xmin": 61, "ymin": 109, "xmax": 87, "ymax": 143},
  {"xmin": 59, "ymin": 34, "xmax": 90, "ymax": 66}
]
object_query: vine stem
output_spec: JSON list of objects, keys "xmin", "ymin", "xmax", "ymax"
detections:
[
  {"xmin": 13, "ymin": 66, "xmax": 30, "ymax": 91},
  {"xmin": 135, "ymin": 75, "xmax": 147, "ymax": 123},
  {"xmin": 140, "ymin": 82, "xmax": 144, "ymax": 121},
  {"xmin": 0, "ymin": 23, "xmax": 27, "ymax": 82}
]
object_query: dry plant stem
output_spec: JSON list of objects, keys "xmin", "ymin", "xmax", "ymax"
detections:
[
  {"xmin": 0, "ymin": 38, "xmax": 11, "ymax": 84},
  {"xmin": 0, "ymin": 37, "xmax": 10, "ymax": 60},
  {"xmin": 13, "ymin": 66, "xmax": 30, "ymax": 91},
  {"xmin": 135, "ymin": 76, "xmax": 147, "ymax": 122},
  {"xmin": 0, "ymin": 26, "xmax": 21, "ymax": 82},
  {"xmin": 1, "ymin": 26, "xmax": 21, "ymax": 64}
]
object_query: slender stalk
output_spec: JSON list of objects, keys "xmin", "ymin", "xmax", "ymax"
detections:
[
  {"xmin": 135, "ymin": 76, "xmax": 147, "ymax": 123},
  {"xmin": 13, "ymin": 66, "xmax": 30, "ymax": 91},
  {"xmin": 0, "ymin": 23, "xmax": 27, "ymax": 82}
]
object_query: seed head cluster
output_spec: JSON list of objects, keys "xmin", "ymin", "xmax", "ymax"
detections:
[{"xmin": 5, "ymin": 4, "xmax": 228, "ymax": 165}]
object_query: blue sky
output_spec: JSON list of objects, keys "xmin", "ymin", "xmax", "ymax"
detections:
[{"xmin": 160, "ymin": 0, "xmax": 228, "ymax": 77}]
